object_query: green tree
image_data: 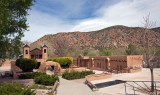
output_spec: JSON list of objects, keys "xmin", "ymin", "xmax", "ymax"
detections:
[
  {"xmin": 100, "ymin": 49, "xmax": 112, "ymax": 56},
  {"xmin": 86, "ymin": 50, "xmax": 99, "ymax": 56},
  {"xmin": 126, "ymin": 44, "xmax": 139, "ymax": 55},
  {"xmin": 0, "ymin": 0, "xmax": 34, "ymax": 66}
]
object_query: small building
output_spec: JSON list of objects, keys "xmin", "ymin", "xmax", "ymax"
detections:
[
  {"xmin": 75, "ymin": 55, "xmax": 143, "ymax": 73},
  {"xmin": 23, "ymin": 44, "xmax": 48, "ymax": 68}
]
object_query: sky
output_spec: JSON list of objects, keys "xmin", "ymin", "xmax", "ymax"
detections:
[{"xmin": 23, "ymin": 0, "xmax": 160, "ymax": 42}]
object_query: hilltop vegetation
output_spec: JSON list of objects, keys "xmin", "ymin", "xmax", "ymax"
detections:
[{"xmin": 30, "ymin": 25, "xmax": 160, "ymax": 57}]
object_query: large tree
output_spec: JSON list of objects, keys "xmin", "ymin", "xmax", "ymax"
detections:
[
  {"xmin": 141, "ymin": 14, "xmax": 157, "ymax": 92},
  {"xmin": 0, "ymin": 0, "xmax": 34, "ymax": 66}
]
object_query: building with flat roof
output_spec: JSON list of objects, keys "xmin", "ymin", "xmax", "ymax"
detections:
[{"xmin": 75, "ymin": 55, "xmax": 143, "ymax": 73}]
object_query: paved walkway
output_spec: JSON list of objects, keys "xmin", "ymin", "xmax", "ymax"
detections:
[
  {"xmin": 57, "ymin": 77, "xmax": 106, "ymax": 95},
  {"xmin": 57, "ymin": 69, "xmax": 160, "ymax": 95}
]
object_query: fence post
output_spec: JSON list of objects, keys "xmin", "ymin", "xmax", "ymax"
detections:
[
  {"xmin": 155, "ymin": 82, "xmax": 157, "ymax": 95},
  {"xmin": 133, "ymin": 84, "xmax": 135, "ymax": 95},
  {"xmin": 124, "ymin": 83, "xmax": 127, "ymax": 95}
]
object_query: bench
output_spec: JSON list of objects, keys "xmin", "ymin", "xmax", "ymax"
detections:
[
  {"xmin": 85, "ymin": 79, "xmax": 98, "ymax": 91},
  {"xmin": 47, "ymin": 80, "xmax": 60, "ymax": 94}
]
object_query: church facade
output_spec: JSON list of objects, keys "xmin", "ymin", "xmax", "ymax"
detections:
[{"xmin": 23, "ymin": 44, "xmax": 48, "ymax": 68}]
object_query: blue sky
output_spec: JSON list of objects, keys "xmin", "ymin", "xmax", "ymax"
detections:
[{"xmin": 23, "ymin": 0, "xmax": 160, "ymax": 42}]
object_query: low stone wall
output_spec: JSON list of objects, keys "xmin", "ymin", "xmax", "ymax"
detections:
[
  {"xmin": 13, "ymin": 72, "xmax": 32, "ymax": 79},
  {"xmin": 61, "ymin": 67, "xmax": 87, "ymax": 73},
  {"xmin": 11, "ymin": 61, "xmax": 23, "ymax": 79},
  {"xmin": 111, "ymin": 69, "xmax": 129, "ymax": 74},
  {"xmin": 11, "ymin": 61, "xmax": 21, "ymax": 72},
  {"xmin": 111, "ymin": 67, "xmax": 142, "ymax": 74},
  {"xmin": 85, "ymin": 73, "xmax": 112, "ymax": 81},
  {"xmin": 129, "ymin": 68, "xmax": 142, "ymax": 73},
  {"xmin": 90, "ymin": 67, "xmax": 105, "ymax": 71}
]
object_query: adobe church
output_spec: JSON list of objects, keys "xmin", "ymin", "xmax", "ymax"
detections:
[{"xmin": 23, "ymin": 44, "xmax": 48, "ymax": 68}]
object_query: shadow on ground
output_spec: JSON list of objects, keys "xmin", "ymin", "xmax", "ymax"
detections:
[{"xmin": 95, "ymin": 80, "xmax": 126, "ymax": 88}]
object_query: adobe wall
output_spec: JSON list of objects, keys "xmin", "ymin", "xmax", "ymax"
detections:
[
  {"xmin": 127, "ymin": 55, "xmax": 143, "ymax": 68},
  {"xmin": 73, "ymin": 59, "xmax": 78, "ymax": 66},
  {"xmin": 76, "ymin": 56, "xmax": 109, "ymax": 71},
  {"xmin": 75, "ymin": 55, "xmax": 143, "ymax": 73},
  {"xmin": 11, "ymin": 61, "xmax": 22, "ymax": 79},
  {"xmin": 109, "ymin": 56, "xmax": 127, "ymax": 70},
  {"xmin": 90, "ymin": 58, "xmax": 108, "ymax": 71},
  {"xmin": 11, "ymin": 61, "xmax": 21, "ymax": 72}
]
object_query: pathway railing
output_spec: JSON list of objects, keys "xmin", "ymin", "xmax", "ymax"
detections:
[{"xmin": 124, "ymin": 80, "xmax": 160, "ymax": 95}]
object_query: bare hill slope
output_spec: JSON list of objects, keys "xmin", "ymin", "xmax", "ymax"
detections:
[{"xmin": 30, "ymin": 25, "xmax": 160, "ymax": 56}]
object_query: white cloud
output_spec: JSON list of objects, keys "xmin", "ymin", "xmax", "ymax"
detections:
[
  {"xmin": 71, "ymin": 0, "xmax": 160, "ymax": 32},
  {"xmin": 22, "ymin": 0, "xmax": 160, "ymax": 42}
]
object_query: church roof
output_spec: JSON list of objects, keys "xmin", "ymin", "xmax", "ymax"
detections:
[
  {"xmin": 23, "ymin": 44, "xmax": 30, "ymax": 48},
  {"xmin": 30, "ymin": 48, "xmax": 41, "ymax": 52},
  {"xmin": 42, "ymin": 44, "xmax": 48, "ymax": 48}
]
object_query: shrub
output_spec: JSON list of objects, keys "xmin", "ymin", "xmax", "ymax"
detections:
[
  {"xmin": 34, "ymin": 74, "xmax": 59, "ymax": 86},
  {"xmin": 19, "ymin": 72, "xmax": 44, "ymax": 79},
  {"xmin": 47, "ymin": 57, "xmax": 73, "ymax": 68},
  {"xmin": 62, "ymin": 70, "xmax": 95, "ymax": 80},
  {"xmin": 16, "ymin": 58, "xmax": 37, "ymax": 72},
  {"xmin": 0, "ymin": 83, "xmax": 35, "ymax": 95}
]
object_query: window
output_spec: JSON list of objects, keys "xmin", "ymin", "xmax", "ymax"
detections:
[
  {"xmin": 31, "ymin": 55, "xmax": 34, "ymax": 59},
  {"xmin": 25, "ymin": 50, "xmax": 28, "ymax": 54},
  {"xmin": 35, "ymin": 55, "xmax": 38, "ymax": 59},
  {"xmin": 44, "ymin": 49, "xmax": 46, "ymax": 53}
]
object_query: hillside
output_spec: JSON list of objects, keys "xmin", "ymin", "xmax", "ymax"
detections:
[{"xmin": 30, "ymin": 25, "xmax": 160, "ymax": 57}]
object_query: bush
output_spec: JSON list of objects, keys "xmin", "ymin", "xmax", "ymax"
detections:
[
  {"xmin": 62, "ymin": 70, "xmax": 95, "ymax": 80},
  {"xmin": 19, "ymin": 72, "xmax": 44, "ymax": 79},
  {"xmin": 16, "ymin": 58, "xmax": 37, "ymax": 72},
  {"xmin": 47, "ymin": 57, "xmax": 73, "ymax": 68},
  {"xmin": 34, "ymin": 74, "xmax": 59, "ymax": 86},
  {"xmin": 0, "ymin": 83, "xmax": 35, "ymax": 95},
  {"xmin": 19, "ymin": 72, "xmax": 59, "ymax": 86}
]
